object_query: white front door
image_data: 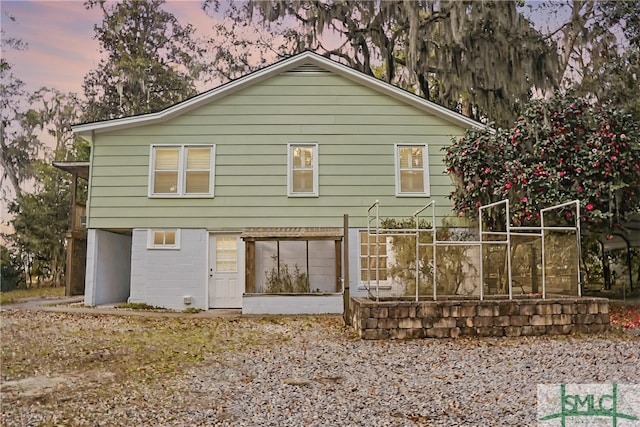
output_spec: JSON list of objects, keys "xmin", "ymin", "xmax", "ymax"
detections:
[{"xmin": 208, "ymin": 234, "xmax": 243, "ymax": 308}]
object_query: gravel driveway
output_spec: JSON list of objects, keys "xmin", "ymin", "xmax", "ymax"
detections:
[{"xmin": 1, "ymin": 310, "xmax": 638, "ymax": 426}]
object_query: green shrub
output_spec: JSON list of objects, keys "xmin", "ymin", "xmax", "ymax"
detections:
[{"xmin": 1, "ymin": 245, "xmax": 24, "ymax": 292}]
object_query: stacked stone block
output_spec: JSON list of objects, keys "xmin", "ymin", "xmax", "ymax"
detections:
[{"xmin": 350, "ymin": 297, "xmax": 609, "ymax": 339}]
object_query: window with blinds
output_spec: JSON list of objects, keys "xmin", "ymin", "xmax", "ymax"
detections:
[
  {"xmin": 215, "ymin": 237, "xmax": 237, "ymax": 272},
  {"xmin": 147, "ymin": 229, "xmax": 180, "ymax": 249},
  {"xmin": 153, "ymin": 148, "xmax": 179, "ymax": 194},
  {"xmin": 185, "ymin": 147, "xmax": 211, "ymax": 194},
  {"xmin": 149, "ymin": 145, "xmax": 214, "ymax": 197}
]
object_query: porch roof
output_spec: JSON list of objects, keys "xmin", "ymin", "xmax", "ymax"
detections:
[
  {"xmin": 52, "ymin": 161, "xmax": 90, "ymax": 180},
  {"xmin": 241, "ymin": 227, "xmax": 343, "ymax": 241}
]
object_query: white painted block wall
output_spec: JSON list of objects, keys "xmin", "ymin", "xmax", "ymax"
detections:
[
  {"xmin": 348, "ymin": 228, "xmax": 367, "ymax": 297},
  {"xmin": 242, "ymin": 294, "xmax": 343, "ymax": 314},
  {"xmin": 129, "ymin": 228, "xmax": 207, "ymax": 310},
  {"xmin": 84, "ymin": 229, "xmax": 132, "ymax": 306}
]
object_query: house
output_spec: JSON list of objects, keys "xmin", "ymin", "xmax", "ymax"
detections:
[{"xmin": 71, "ymin": 51, "xmax": 486, "ymax": 314}]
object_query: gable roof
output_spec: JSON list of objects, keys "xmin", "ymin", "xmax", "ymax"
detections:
[{"xmin": 72, "ymin": 51, "xmax": 488, "ymax": 138}]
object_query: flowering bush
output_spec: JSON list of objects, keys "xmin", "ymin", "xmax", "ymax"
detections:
[
  {"xmin": 445, "ymin": 94, "xmax": 640, "ymax": 237},
  {"xmin": 609, "ymin": 305, "xmax": 640, "ymax": 329}
]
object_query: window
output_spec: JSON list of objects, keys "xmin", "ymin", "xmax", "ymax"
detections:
[
  {"xmin": 215, "ymin": 237, "xmax": 237, "ymax": 272},
  {"xmin": 288, "ymin": 143, "xmax": 318, "ymax": 196},
  {"xmin": 148, "ymin": 229, "xmax": 180, "ymax": 249},
  {"xmin": 359, "ymin": 231, "xmax": 388, "ymax": 283},
  {"xmin": 395, "ymin": 144, "xmax": 429, "ymax": 196},
  {"xmin": 149, "ymin": 145, "xmax": 214, "ymax": 197}
]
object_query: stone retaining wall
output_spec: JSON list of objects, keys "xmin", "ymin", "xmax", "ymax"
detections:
[{"xmin": 350, "ymin": 297, "xmax": 609, "ymax": 339}]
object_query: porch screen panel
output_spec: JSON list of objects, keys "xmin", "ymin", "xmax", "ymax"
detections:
[{"xmin": 307, "ymin": 240, "xmax": 335, "ymax": 293}]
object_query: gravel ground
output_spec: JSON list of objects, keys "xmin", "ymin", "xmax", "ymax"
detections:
[{"xmin": 1, "ymin": 310, "xmax": 639, "ymax": 426}]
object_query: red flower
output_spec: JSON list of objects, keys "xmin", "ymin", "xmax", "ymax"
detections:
[{"xmin": 586, "ymin": 203, "xmax": 594, "ymax": 211}]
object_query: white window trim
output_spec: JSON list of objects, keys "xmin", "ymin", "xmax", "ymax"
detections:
[
  {"xmin": 287, "ymin": 142, "xmax": 319, "ymax": 197},
  {"xmin": 357, "ymin": 230, "xmax": 392, "ymax": 290},
  {"xmin": 394, "ymin": 143, "xmax": 430, "ymax": 197},
  {"xmin": 148, "ymin": 144, "xmax": 215, "ymax": 198},
  {"xmin": 147, "ymin": 229, "xmax": 181, "ymax": 250}
]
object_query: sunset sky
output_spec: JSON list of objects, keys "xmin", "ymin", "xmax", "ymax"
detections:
[
  {"xmin": 2, "ymin": 0, "xmax": 221, "ymax": 95},
  {"xmin": 2, "ymin": 1, "xmax": 565, "ymax": 98},
  {"xmin": 1, "ymin": 1, "xmax": 227, "ymax": 226}
]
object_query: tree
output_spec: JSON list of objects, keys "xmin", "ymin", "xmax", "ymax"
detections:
[
  {"xmin": 444, "ymin": 94, "xmax": 640, "ymax": 240},
  {"xmin": 83, "ymin": 0, "xmax": 206, "ymax": 121},
  {"xmin": 33, "ymin": 88, "xmax": 89, "ymax": 161},
  {"xmin": 3, "ymin": 91, "xmax": 88, "ymax": 288},
  {"xmin": 201, "ymin": 2, "xmax": 299, "ymax": 82},
  {"xmin": 7, "ymin": 162, "xmax": 70, "ymax": 287},
  {"xmin": 527, "ymin": 1, "xmax": 639, "ymax": 120},
  {"xmin": 211, "ymin": 0, "xmax": 558, "ymax": 127},
  {"xmin": 0, "ymin": 29, "xmax": 41, "ymax": 199},
  {"xmin": 576, "ymin": 45, "xmax": 640, "ymax": 122},
  {"xmin": 574, "ymin": 1, "xmax": 640, "ymax": 121},
  {"xmin": 0, "ymin": 244, "xmax": 24, "ymax": 291},
  {"xmin": 599, "ymin": 1, "xmax": 640, "ymax": 48},
  {"xmin": 5, "ymin": 136, "xmax": 88, "ymax": 288}
]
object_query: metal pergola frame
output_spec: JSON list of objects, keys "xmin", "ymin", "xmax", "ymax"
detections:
[{"xmin": 364, "ymin": 199, "xmax": 582, "ymax": 301}]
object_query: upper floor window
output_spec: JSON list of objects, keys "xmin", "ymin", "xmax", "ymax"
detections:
[
  {"xmin": 395, "ymin": 144, "xmax": 430, "ymax": 196},
  {"xmin": 288, "ymin": 143, "xmax": 318, "ymax": 197},
  {"xmin": 149, "ymin": 145, "xmax": 215, "ymax": 197}
]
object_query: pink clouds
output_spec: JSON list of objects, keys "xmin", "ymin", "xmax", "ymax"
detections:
[
  {"xmin": 1, "ymin": 0, "xmax": 222, "ymax": 94},
  {"xmin": 1, "ymin": 1, "xmax": 334, "ymax": 96},
  {"xmin": 2, "ymin": 1, "xmax": 102, "ymax": 94}
]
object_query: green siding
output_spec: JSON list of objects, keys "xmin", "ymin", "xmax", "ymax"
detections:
[{"xmin": 87, "ymin": 68, "xmax": 468, "ymax": 229}]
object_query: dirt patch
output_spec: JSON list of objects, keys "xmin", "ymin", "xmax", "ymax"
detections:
[
  {"xmin": 1, "ymin": 370, "xmax": 116, "ymax": 402},
  {"xmin": 1, "ymin": 375, "xmax": 70, "ymax": 399}
]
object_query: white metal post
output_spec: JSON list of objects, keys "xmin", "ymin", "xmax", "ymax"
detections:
[
  {"xmin": 375, "ymin": 202, "xmax": 380, "ymax": 302},
  {"xmin": 366, "ymin": 200, "xmax": 379, "ymax": 301},
  {"xmin": 415, "ymin": 213, "xmax": 419, "ymax": 302},
  {"xmin": 506, "ymin": 200, "xmax": 513, "ymax": 300},
  {"xmin": 479, "ymin": 207, "xmax": 484, "ymax": 301},
  {"xmin": 576, "ymin": 201, "xmax": 582, "ymax": 297},
  {"xmin": 432, "ymin": 205, "xmax": 437, "ymax": 301},
  {"xmin": 541, "ymin": 206, "xmax": 547, "ymax": 299}
]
